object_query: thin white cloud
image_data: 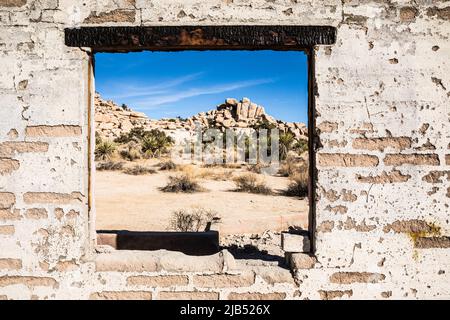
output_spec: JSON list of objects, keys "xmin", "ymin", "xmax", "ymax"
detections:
[
  {"xmin": 132, "ymin": 78, "xmax": 275, "ymax": 110},
  {"xmin": 105, "ymin": 72, "xmax": 204, "ymax": 100}
]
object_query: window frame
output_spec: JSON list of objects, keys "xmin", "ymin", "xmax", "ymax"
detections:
[{"xmin": 66, "ymin": 25, "xmax": 337, "ymax": 254}]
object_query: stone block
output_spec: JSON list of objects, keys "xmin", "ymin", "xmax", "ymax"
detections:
[{"xmin": 281, "ymin": 232, "xmax": 310, "ymax": 253}]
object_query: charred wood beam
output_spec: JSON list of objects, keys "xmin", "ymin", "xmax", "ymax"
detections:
[{"xmin": 65, "ymin": 26, "xmax": 336, "ymax": 52}]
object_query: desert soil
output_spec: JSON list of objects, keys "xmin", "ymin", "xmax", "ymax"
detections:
[{"xmin": 95, "ymin": 161, "xmax": 309, "ymax": 237}]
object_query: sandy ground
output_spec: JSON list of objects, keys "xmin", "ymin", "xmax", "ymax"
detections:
[{"xmin": 95, "ymin": 163, "xmax": 309, "ymax": 236}]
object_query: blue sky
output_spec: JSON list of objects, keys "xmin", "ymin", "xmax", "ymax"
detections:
[{"xmin": 95, "ymin": 50, "xmax": 308, "ymax": 123}]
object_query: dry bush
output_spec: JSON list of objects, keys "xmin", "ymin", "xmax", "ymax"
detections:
[
  {"xmin": 201, "ymin": 163, "xmax": 220, "ymax": 169},
  {"xmin": 115, "ymin": 127, "xmax": 174, "ymax": 159},
  {"xmin": 233, "ymin": 173, "xmax": 272, "ymax": 195},
  {"xmin": 202, "ymin": 163, "xmax": 242, "ymax": 169},
  {"xmin": 247, "ymin": 163, "xmax": 270, "ymax": 174},
  {"xmin": 169, "ymin": 207, "xmax": 219, "ymax": 232},
  {"xmin": 284, "ymin": 170, "xmax": 308, "ymax": 198},
  {"xmin": 293, "ymin": 139, "xmax": 308, "ymax": 155},
  {"xmin": 119, "ymin": 142, "xmax": 141, "ymax": 161},
  {"xmin": 160, "ymin": 173, "xmax": 204, "ymax": 193},
  {"xmin": 278, "ymin": 161, "xmax": 297, "ymax": 177},
  {"xmin": 223, "ymin": 163, "xmax": 243, "ymax": 169},
  {"xmin": 159, "ymin": 160, "xmax": 177, "ymax": 171},
  {"xmin": 123, "ymin": 165, "xmax": 156, "ymax": 175},
  {"xmin": 96, "ymin": 161, "xmax": 124, "ymax": 171},
  {"xmin": 278, "ymin": 156, "xmax": 308, "ymax": 177}
]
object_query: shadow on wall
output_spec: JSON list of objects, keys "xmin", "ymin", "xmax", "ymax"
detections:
[
  {"xmin": 222, "ymin": 244, "xmax": 286, "ymax": 265},
  {"xmin": 97, "ymin": 230, "xmax": 219, "ymax": 256},
  {"xmin": 97, "ymin": 229, "xmax": 291, "ymax": 268}
]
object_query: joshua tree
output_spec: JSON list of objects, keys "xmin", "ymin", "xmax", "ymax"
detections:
[
  {"xmin": 95, "ymin": 140, "xmax": 116, "ymax": 160},
  {"xmin": 141, "ymin": 129, "xmax": 174, "ymax": 158},
  {"xmin": 293, "ymin": 139, "xmax": 308, "ymax": 155},
  {"xmin": 114, "ymin": 127, "xmax": 174, "ymax": 158},
  {"xmin": 279, "ymin": 132, "xmax": 295, "ymax": 160}
]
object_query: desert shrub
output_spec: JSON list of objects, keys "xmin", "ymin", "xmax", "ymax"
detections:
[
  {"xmin": 223, "ymin": 163, "xmax": 243, "ymax": 169},
  {"xmin": 201, "ymin": 163, "xmax": 242, "ymax": 169},
  {"xmin": 278, "ymin": 161, "xmax": 296, "ymax": 177},
  {"xmin": 243, "ymin": 123, "xmax": 277, "ymax": 160},
  {"xmin": 141, "ymin": 135, "xmax": 161, "ymax": 157},
  {"xmin": 247, "ymin": 163, "xmax": 270, "ymax": 174},
  {"xmin": 293, "ymin": 139, "xmax": 308, "ymax": 154},
  {"xmin": 159, "ymin": 160, "xmax": 177, "ymax": 171},
  {"xmin": 233, "ymin": 173, "xmax": 271, "ymax": 195},
  {"xmin": 160, "ymin": 173, "xmax": 204, "ymax": 193},
  {"xmin": 169, "ymin": 208, "xmax": 219, "ymax": 232},
  {"xmin": 96, "ymin": 161, "xmax": 124, "ymax": 171},
  {"xmin": 115, "ymin": 127, "xmax": 174, "ymax": 157},
  {"xmin": 252, "ymin": 119, "xmax": 277, "ymax": 130},
  {"xmin": 147, "ymin": 129, "xmax": 174, "ymax": 148},
  {"xmin": 278, "ymin": 156, "xmax": 308, "ymax": 177},
  {"xmin": 119, "ymin": 141, "xmax": 142, "ymax": 161},
  {"xmin": 284, "ymin": 170, "xmax": 308, "ymax": 197},
  {"xmin": 141, "ymin": 130, "xmax": 174, "ymax": 158},
  {"xmin": 119, "ymin": 148, "xmax": 141, "ymax": 161},
  {"xmin": 123, "ymin": 165, "xmax": 156, "ymax": 175},
  {"xmin": 239, "ymin": 131, "xmax": 278, "ymax": 162},
  {"xmin": 279, "ymin": 132, "xmax": 295, "ymax": 160},
  {"xmin": 95, "ymin": 132, "xmax": 102, "ymax": 145},
  {"xmin": 242, "ymin": 135, "xmax": 258, "ymax": 162},
  {"xmin": 95, "ymin": 140, "xmax": 116, "ymax": 161},
  {"xmin": 114, "ymin": 126, "xmax": 147, "ymax": 144}
]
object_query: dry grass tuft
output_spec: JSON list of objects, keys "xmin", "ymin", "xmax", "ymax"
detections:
[
  {"xmin": 159, "ymin": 160, "xmax": 177, "ymax": 171},
  {"xmin": 247, "ymin": 163, "xmax": 271, "ymax": 174},
  {"xmin": 119, "ymin": 144, "xmax": 141, "ymax": 161},
  {"xmin": 278, "ymin": 156, "xmax": 308, "ymax": 177},
  {"xmin": 160, "ymin": 173, "xmax": 204, "ymax": 193},
  {"xmin": 169, "ymin": 207, "xmax": 219, "ymax": 232},
  {"xmin": 284, "ymin": 170, "xmax": 308, "ymax": 198},
  {"xmin": 96, "ymin": 161, "xmax": 124, "ymax": 171},
  {"xmin": 202, "ymin": 163, "xmax": 243, "ymax": 169},
  {"xmin": 123, "ymin": 165, "xmax": 156, "ymax": 175},
  {"xmin": 225, "ymin": 163, "xmax": 243, "ymax": 169},
  {"xmin": 233, "ymin": 173, "xmax": 272, "ymax": 195}
]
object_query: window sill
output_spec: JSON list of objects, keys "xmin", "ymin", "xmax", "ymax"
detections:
[{"xmin": 94, "ymin": 247, "xmax": 236, "ymax": 273}]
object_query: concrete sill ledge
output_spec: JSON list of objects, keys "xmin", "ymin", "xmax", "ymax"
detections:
[{"xmin": 94, "ymin": 248, "xmax": 236, "ymax": 273}]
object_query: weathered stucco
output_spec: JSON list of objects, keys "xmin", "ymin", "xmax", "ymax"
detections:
[{"xmin": 0, "ymin": 0, "xmax": 449, "ymax": 299}]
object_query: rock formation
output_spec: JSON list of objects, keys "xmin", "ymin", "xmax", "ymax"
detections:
[{"xmin": 95, "ymin": 93, "xmax": 308, "ymax": 142}]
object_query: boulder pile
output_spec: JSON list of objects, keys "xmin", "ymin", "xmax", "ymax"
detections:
[{"xmin": 95, "ymin": 93, "xmax": 308, "ymax": 142}]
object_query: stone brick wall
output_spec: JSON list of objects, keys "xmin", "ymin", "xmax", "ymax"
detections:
[{"xmin": 0, "ymin": 0, "xmax": 449, "ymax": 299}]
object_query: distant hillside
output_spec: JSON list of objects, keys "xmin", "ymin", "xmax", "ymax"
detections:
[{"xmin": 95, "ymin": 93, "xmax": 308, "ymax": 142}]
